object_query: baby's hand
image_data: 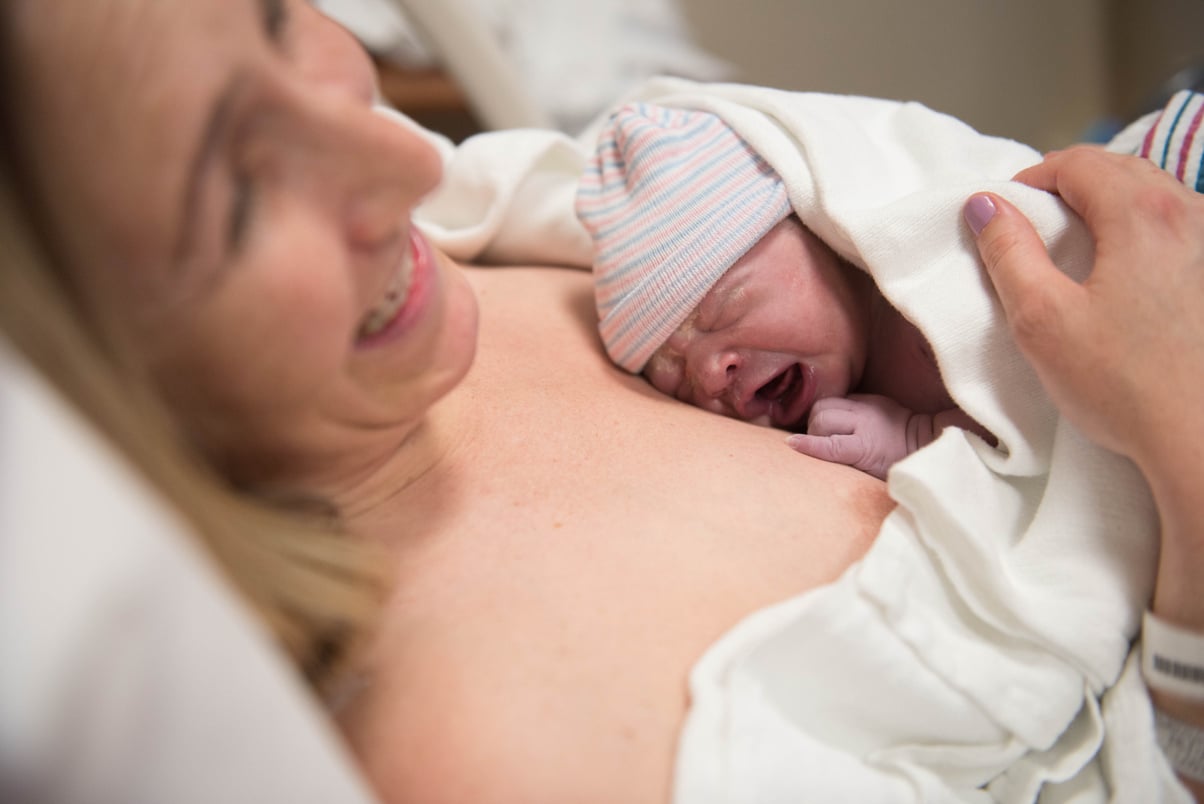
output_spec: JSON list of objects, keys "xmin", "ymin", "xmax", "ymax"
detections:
[{"xmin": 786, "ymin": 394, "xmax": 923, "ymax": 480}]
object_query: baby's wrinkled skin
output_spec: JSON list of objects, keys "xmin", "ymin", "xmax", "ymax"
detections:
[{"xmin": 644, "ymin": 216, "xmax": 991, "ymax": 479}]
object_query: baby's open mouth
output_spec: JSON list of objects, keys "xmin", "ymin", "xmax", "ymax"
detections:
[
  {"xmin": 754, "ymin": 363, "xmax": 809, "ymax": 427},
  {"xmin": 757, "ymin": 363, "xmax": 801, "ymax": 404}
]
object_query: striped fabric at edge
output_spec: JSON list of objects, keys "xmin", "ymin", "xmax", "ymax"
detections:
[{"xmin": 1135, "ymin": 90, "xmax": 1204, "ymax": 193}]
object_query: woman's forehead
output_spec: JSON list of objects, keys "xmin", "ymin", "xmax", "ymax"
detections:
[
  {"xmin": 13, "ymin": 0, "xmax": 249, "ymax": 284},
  {"xmin": 12, "ymin": 0, "xmax": 161, "ymax": 82},
  {"xmin": 16, "ymin": 0, "xmax": 231, "ymax": 169}
]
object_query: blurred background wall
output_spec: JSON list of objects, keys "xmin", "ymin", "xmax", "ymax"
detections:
[
  {"xmin": 358, "ymin": 0, "xmax": 1204, "ymax": 151},
  {"xmin": 677, "ymin": 0, "xmax": 1204, "ymax": 151},
  {"xmin": 1107, "ymin": 0, "xmax": 1204, "ymax": 123}
]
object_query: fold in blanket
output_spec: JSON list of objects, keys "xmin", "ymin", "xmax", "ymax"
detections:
[{"xmin": 410, "ymin": 79, "xmax": 1186, "ymax": 802}]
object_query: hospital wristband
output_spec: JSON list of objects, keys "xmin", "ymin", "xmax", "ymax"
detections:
[
  {"xmin": 1154, "ymin": 709, "xmax": 1204, "ymax": 782},
  {"xmin": 1142, "ymin": 610, "xmax": 1204, "ymax": 701}
]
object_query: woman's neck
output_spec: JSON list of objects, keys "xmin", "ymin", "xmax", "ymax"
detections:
[{"xmin": 322, "ymin": 404, "xmax": 476, "ymax": 539}]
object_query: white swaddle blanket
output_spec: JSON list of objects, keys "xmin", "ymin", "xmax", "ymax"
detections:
[{"xmin": 406, "ymin": 77, "xmax": 1187, "ymax": 802}]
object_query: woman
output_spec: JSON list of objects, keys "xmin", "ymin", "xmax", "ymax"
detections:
[
  {"xmin": 3, "ymin": 2, "xmax": 1202, "ymax": 802},
  {"xmin": 0, "ymin": 2, "xmax": 888, "ymax": 802}
]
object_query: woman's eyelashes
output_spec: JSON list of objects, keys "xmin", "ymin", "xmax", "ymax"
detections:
[
  {"xmin": 227, "ymin": 170, "xmax": 256, "ymax": 255},
  {"xmin": 261, "ymin": 0, "xmax": 290, "ymax": 43}
]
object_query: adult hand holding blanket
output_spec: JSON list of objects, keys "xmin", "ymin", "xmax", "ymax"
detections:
[
  {"xmin": 412, "ymin": 78, "xmax": 1181, "ymax": 802},
  {"xmin": 968, "ymin": 144, "xmax": 1204, "ymax": 800}
]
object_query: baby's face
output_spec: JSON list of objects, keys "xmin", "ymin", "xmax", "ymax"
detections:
[{"xmin": 644, "ymin": 217, "xmax": 872, "ymax": 430}]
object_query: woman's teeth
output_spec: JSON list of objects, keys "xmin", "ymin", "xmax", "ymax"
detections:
[{"xmin": 358, "ymin": 245, "xmax": 414, "ymax": 339}]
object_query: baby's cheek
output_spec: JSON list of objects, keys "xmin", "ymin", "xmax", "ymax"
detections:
[
  {"xmin": 642, "ymin": 352, "xmax": 681, "ymax": 397},
  {"xmin": 698, "ymin": 397, "xmax": 735, "ymax": 419}
]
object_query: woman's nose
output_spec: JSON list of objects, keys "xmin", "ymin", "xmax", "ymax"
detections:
[
  {"xmin": 296, "ymin": 94, "xmax": 443, "ymax": 251},
  {"xmin": 285, "ymin": 6, "xmax": 442, "ymax": 249},
  {"xmin": 294, "ymin": 4, "xmax": 378, "ymax": 106}
]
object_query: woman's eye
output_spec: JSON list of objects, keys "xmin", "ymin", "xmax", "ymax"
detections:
[
  {"xmin": 227, "ymin": 172, "xmax": 255, "ymax": 254},
  {"xmin": 262, "ymin": 0, "xmax": 289, "ymax": 42}
]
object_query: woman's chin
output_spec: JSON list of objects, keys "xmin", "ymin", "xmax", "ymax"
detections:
[
  {"xmin": 347, "ymin": 245, "xmax": 480, "ymax": 427},
  {"xmin": 403, "ymin": 261, "xmax": 481, "ymax": 420},
  {"xmin": 435, "ymin": 254, "xmax": 481, "ymax": 387}
]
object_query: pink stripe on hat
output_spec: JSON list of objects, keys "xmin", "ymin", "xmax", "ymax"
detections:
[{"xmin": 576, "ymin": 103, "xmax": 792, "ymax": 373}]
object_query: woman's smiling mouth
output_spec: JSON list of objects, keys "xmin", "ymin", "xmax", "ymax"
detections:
[
  {"xmin": 355, "ymin": 229, "xmax": 436, "ymax": 347},
  {"xmin": 357, "ymin": 239, "xmax": 415, "ymax": 340}
]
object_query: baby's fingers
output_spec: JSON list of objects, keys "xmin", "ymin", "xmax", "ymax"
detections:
[
  {"xmin": 786, "ymin": 432, "xmax": 889, "ymax": 479},
  {"xmin": 786, "ymin": 432, "xmax": 867, "ymax": 467},
  {"xmin": 804, "ymin": 402, "xmax": 860, "ymax": 437}
]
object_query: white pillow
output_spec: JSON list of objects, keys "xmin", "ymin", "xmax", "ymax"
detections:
[{"xmin": 0, "ymin": 340, "xmax": 377, "ymax": 804}]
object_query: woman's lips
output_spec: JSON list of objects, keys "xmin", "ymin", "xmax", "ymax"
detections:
[{"xmin": 356, "ymin": 228, "xmax": 433, "ymax": 348}]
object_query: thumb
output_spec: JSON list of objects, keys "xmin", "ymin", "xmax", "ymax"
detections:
[{"xmin": 963, "ymin": 192, "xmax": 1084, "ymax": 361}]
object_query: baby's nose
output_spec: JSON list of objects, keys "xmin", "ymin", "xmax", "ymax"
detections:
[{"xmin": 695, "ymin": 350, "xmax": 740, "ymax": 399}]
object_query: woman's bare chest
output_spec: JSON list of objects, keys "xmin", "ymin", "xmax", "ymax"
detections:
[{"xmin": 338, "ymin": 267, "xmax": 891, "ymax": 802}]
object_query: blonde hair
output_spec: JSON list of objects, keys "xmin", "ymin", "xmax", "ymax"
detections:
[{"xmin": 0, "ymin": 134, "xmax": 385, "ymax": 688}]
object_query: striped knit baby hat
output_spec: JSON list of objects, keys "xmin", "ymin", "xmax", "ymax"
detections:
[{"xmin": 576, "ymin": 103, "xmax": 793, "ymax": 373}]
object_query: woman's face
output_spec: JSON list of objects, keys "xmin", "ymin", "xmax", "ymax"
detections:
[
  {"xmin": 643, "ymin": 217, "xmax": 871, "ymax": 431},
  {"xmin": 11, "ymin": 0, "xmax": 478, "ymax": 486}
]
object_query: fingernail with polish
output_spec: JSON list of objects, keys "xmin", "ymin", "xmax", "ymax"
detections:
[{"xmin": 964, "ymin": 194, "xmax": 997, "ymax": 236}]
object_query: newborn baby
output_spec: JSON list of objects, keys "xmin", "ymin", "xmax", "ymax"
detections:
[{"xmin": 577, "ymin": 102, "xmax": 991, "ymax": 479}]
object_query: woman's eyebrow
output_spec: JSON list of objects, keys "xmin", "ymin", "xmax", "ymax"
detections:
[
  {"xmin": 173, "ymin": 72, "xmax": 247, "ymax": 264},
  {"xmin": 259, "ymin": 0, "xmax": 288, "ymax": 43},
  {"xmin": 172, "ymin": 0, "xmax": 286, "ymax": 264}
]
